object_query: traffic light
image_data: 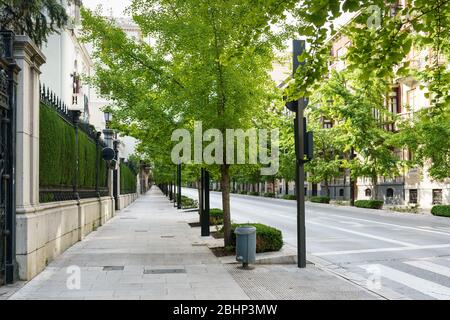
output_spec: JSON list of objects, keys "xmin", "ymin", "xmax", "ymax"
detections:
[{"xmin": 294, "ymin": 117, "xmax": 314, "ymax": 162}]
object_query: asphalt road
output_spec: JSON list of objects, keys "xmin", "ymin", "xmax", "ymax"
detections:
[{"xmin": 182, "ymin": 187, "xmax": 450, "ymax": 300}]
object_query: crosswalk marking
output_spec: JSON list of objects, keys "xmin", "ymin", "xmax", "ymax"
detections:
[
  {"xmin": 359, "ymin": 264, "xmax": 450, "ymax": 300},
  {"xmin": 312, "ymin": 243, "xmax": 450, "ymax": 256},
  {"xmin": 404, "ymin": 260, "xmax": 450, "ymax": 278}
]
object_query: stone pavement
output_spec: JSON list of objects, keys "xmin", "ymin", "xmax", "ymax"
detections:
[{"xmin": 8, "ymin": 187, "xmax": 378, "ymax": 300}]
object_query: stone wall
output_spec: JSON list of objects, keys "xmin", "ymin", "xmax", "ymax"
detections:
[
  {"xmin": 15, "ymin": 196, "xmax": 116, "ymax": 281},
  {"xmin": 118, "ymin": 193, "xmax": 139, "ymax": 210}
]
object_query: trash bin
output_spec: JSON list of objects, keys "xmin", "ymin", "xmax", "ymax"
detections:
[{"xmin": 235, "ymin": 226, "xmax": 256, "ymax": 268}]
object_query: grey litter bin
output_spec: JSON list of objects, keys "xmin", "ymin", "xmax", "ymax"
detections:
[{"xmin": 235, "ymin": 226, "xmax": 256, "ymax": 268}]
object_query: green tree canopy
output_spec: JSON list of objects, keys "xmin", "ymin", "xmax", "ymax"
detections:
[{"xmin": 0, "ymin": 0, "xmax": 68, "ymax": 46}]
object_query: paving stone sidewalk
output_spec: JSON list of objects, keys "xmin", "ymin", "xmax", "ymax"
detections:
[{"xmin": 8, "ymin": 187, "xmax": 378, "ymax": 300}]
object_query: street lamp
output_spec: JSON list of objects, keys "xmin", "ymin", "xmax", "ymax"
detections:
[{"xmin": 104, "ymin": 111, "xmax": 112, "ymax": 128}]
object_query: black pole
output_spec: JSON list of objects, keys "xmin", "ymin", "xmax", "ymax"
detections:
[
  {"xmin": 4, "ymin": 30, "xmax": 17, "ymax": 284},
  {"xmin": 95, "ymin": 132, "xmax": 101, "ymax": 198},
  {"xmin": 177, "ymin": 163, "xmax": 182, "ymax": 209},
  {"xmin": 349, "ymin": 147, "xmax": 355, "ymax": 206},
  {"xmin": 293, "ymin": 40, "xmax": 307, "ymax": 268},
  {"xmin": 113, "ymin": 139, "xmax": 119, "ymax": 210},
  {"xmin": 173, "ymin": 171, "xmax": 177, "ymax": 207},
  {"xmin": 199, "ymin": 168, "xmax": 204, "ymax": 219},
  {"xmin": 72, "ymin": 110, "xmax": 81, "ymax": 201},
  {"xmin": 202, "ymin": 170, "xmax": 210, "ymax": 236}
]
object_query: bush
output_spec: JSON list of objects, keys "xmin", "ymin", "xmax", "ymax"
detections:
[
  {"xmin": 40, "ymin": 104, "xmax": 109, "ymax": 200},
  {"xmin": 310, "ymin": 196, "xmax": 330, "ymax": 204},
  {"xmin": 209, "ymin": 208, "xmax": 224, "ymax": 225},
  {"xmin": 120, "ymin": 163, "xmax": 137, "ymax": 194},
  {"xmin": 248, "ymin": 191, "xmax": 259, "ymax": 196},
  {"xmin": 229, "ymin": 223, "xmax": 283, "ymax": 253},
  {"xmin": 282, "ymin": 194, "xmax": 296, "ymax": 200},
  {"xmin": 263, "ymin": 192, "xmax": 275, "ymax": 198},
  {"xmin": 355, "ymin": 200, "xmax": 384, "ymax": 209},
  {"xmin": 181, "ymin": 196, "xmax": 198, "ymax": 209},
  {"xmin": 239, "ymin": 190, "xmax": 247, "ymax": 195},
  {"xmin": 431, "ymin": 205, "xmax": 450, "ymax": 217}
]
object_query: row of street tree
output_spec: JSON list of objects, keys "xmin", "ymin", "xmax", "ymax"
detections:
[{"xmin": 80, "ymin": 0, "xmax": 450, "ymax": 247}]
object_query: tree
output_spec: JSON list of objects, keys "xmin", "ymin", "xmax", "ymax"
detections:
[
  {"xmin": 304, "ymin": 115, "xmax": 343, "ymax": 198},
  {"xmin": 312, "ymin": 71, "xmax": 402, "ymax": 200},
  {"xmin": 81, "ymin": 1, "xmax": 293, "ymax": 246},
  {"xmin": 0, "ymin": 0, "xmax": 68, "ymax": 47}
]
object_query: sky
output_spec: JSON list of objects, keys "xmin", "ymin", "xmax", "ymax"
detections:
[{"xmin": 84, "ymin": 0, "xmax": 132, "ymax": 17}]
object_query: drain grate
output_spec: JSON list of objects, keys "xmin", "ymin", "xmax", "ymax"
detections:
[
  {"xmin": 103, "ymin": 266, "xmax": 124, "ymax": 271},
  {"xmin": 144, "ymin": 269, "xmax": 186, "ymax": 274},
  {"xmin": 161, "ymin": 235, "xmax": 174, "ymax": 238},
  {"xmin": 120, "ymin": 217, "xmax": 137, "ymax": 220},
  {"xmin": 135, "ymin": 230, "xmax": 148, "ymax": 233},
  {"xmin": 192, "ymin": 243, "xmax": 207, "ymax": 247}
]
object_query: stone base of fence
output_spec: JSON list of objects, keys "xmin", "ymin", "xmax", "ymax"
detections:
[
  {"xmin": 15, "ymin": 196, "xmax": 119, "ymax": 281},
  {"xmin": 117, "ymin": 193, "xmax": 139, "ymax": 210}
]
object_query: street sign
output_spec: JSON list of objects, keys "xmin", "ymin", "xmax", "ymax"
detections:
[{"xmin": 102, "ymin": 147, "xmax": 116, "ymax": 161}]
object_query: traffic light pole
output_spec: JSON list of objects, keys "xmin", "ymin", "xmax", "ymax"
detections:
[
  {"xmin": 295, "ymin": 102, "xmax": 307, "ymax": 268},
  {"xmin": 292, "ymin": 40, "xmax": 308, "ymax": 269}
]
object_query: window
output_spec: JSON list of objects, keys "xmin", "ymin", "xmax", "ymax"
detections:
[
  {"xmin": 433, "ymin": 189, "xmax": 443, "ymax": 205},
  {"xmin": 407, "ymin": 88, "xmax": 417, "ymax": 111},
  {"xmin": 386, "ymin": 188, "xmax": 394, "ymax": 198},
  {"xmin": 409, "ymin": 189, "xmax": 418, "ymax": 204},
  {"xmin": 365, "ymin": 188, "xmax": 372, "ymax": 197},
  {"xmin": 339, "ymin": 189, "xmax": 344, "ymax": 197}
]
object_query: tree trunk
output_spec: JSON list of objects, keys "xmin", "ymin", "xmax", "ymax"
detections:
[
  {"xmin": 285, "ymin": 180, "xmax": 289, "ymax": 195},
  {"xmin": 372, "ymin": 175, "xmax": 378, "ymax": 200},
  {"xmin": 324, "ymin": 179, "xmax": 330, "ymax": 197},
  {"xmin": 221, "ymin": 164, "xmax": 232, "ymax": 246}
]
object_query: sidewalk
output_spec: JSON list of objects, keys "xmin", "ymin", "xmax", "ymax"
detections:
[{"xmin": 9, "ymin": 187, "xmax": 378, "ymax": 300}]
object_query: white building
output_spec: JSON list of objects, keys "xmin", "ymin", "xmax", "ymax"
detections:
[{"xmin": 40, "ymin": 0, "xmax": 137, "ymax": 158}]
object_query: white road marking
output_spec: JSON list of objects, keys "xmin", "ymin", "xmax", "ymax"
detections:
[
  {"xmin": 307, "ymin": 221, "xmax": 417, "ymax": 247},
  {"xmin": 359, "ymin": 264, "xmax": 450, "ymax": 300},
  {"xmin": 404, "ymin": 260, "xmax": 450, "ymax": 278},
  {"xmin": 315, "ymin": 212, "xmax": 450, "ymax": 237},
  {"xmin": 313, "ymin": 243, "xmax": 450, "ymax": 256}
]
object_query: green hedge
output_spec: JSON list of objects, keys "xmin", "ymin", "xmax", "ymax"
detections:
[
  {"xmin": 229, "ymin": 223, "xmax": 283, "ymax": 253},
  {"xmin": 355, "ymin": 200, "xmax": 384, "ymax": 209},
  {"xmin": 282, "ymin": 194, "xmax": 296, "ymax": 200},
  {"xmin": 239, "ymin": 190, "xmax": 248, "ymax": 195},
  {"xmin": 263, "ymin": 192, "xmax": 275, "ymax": 198},
  {"xmin": 210, "ymin": 208, "xmax": 223, "ymax": 225},
  {"xmin": 40, "ymin": 104, "xmax": 108, "ymax": 193},
  {"xmin": 310, "ymin": 196, "xmax": 330, "ymax": 204},
  {"xmin": 120, "ymin": 163, "xmax": 137, "ymax": 194},
  {"xmin": 248, "ymin": 191, "xmax": 259, "ymax": 196},
  {"xmin": 431, "ymin": 205, "xmax": 450, "ymax": 217},
  {"xmin": 181, "ymin": 195, "xmax": 198, "ymax": 209}
]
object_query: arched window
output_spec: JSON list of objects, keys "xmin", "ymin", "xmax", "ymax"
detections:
[
  {"xmin": 386, "ymin": 188, "xmax": 394, "ymax": 198},
  {"xmin": 339, "ymin": 189, "xmax": 344, "ymax": 197},
  {"xmin": 365, "ymin": 188, "xmax": 372, "ymax": 197}
]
